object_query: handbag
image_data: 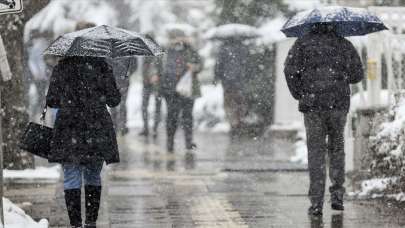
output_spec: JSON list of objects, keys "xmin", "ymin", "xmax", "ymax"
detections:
[
  {"xmin": 175, "ymin": 70, "xmax": 193, "ymax": 98},
  {"xmin": 19, "ymin": 108, "xmax": 53, "ymax": 159}
]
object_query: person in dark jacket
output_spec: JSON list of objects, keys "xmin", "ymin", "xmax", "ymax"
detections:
[
  {"xmin": 108, "ymin": 57, "xmax": 137, "ymax": 135},
  {"xmin": 284, "ymin": 23, "xmax": 364, "ymax": 216},
  {"xmin": 46, "ymin": 57, "xmax": 121, "ymax": 228},
  {"xmin": 214, "ymin": 38, "xmax": 249, "ymax": 137},
  {"xmin": 160, "ymin": 29, "xmax": 203, "ymax": 152},
  {"xmin": 139, "ymin": 55, "xmax": 162, "ymax": 138}
]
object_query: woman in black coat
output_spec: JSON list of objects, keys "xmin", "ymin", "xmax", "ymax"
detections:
[{"xmin": 46, "ymin": 56, "xmax": 121, "ymax": 228}]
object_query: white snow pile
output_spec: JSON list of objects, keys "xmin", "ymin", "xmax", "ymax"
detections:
[
  {"xmin": 127, "ymin": 82, "xmax": 229, "ymax": 133},
  {"xmin": 349, "ymin": 178, "xmax": 396, "ymax": 198},
  {"xmin": 1, "ymin": 197, "xmax": 48, "ymax": 228},
  {"xmin": 204, "ymin": 24, "xmax": 260, "ymax": 40},
  {"xmin": 4, "ymin": 166, "xmax": 61, "ymax": 180},
  {"xmin": 194, "ymin": 84, "xmax": 230, "ymax": 133},
  {"xmin": 369, "ymin": 95, "xmax": 405, "ymax": 159},
  {"xmin": 258, "ymin": 17, "xmax": 288, "ymax": 44},
  {"xmin": 350, "ymin": 90, "xmax": 391, "ymax": 112},
  {"xmin": 284, "ymin": 0, "xmax": 322, "ymax": 11},
  {"xmin": 290, "ymin": 129, "xmax": 308, "ymax": 165},
  {"xmin": 164, "ymin": 23, "xmax": 196, "ymax": 37}
]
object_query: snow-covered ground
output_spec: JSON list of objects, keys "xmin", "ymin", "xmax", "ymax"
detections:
[
  {"xmin": 1, "ymin": 198, "xmax": 48, "ymax": 228},
  {"xmin": 126, "ymin": 81, "xmax": 229, "ymax": 133}
]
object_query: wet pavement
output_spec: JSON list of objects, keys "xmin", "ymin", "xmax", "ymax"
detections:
[
  {"xmin": 7, "ymin": 130, "xmax": 405, "ymax": 227},
  {"xmin": 105, "ymin": 130, "xmax": 405, "ymax": 228}
]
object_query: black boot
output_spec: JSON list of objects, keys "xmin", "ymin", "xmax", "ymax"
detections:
[
  {"xmin": 331, "ymin": 192, "xmax": 344, "ymax": 211},
  {"xmin": 85, "ymin": 185, "xmax": 102, "ymax": 228},
  {"xmin": 64, "ymin": 189, "xmax": 82, "ymax": 228}
]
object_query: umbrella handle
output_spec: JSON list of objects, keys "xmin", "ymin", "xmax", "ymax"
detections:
[{"xmin": 40, "ymin": 107, "xmax": 47, "ymax": 124}]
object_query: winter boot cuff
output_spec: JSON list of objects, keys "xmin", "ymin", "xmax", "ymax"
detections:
[
  {"xmin": 64, "ymin": 189, "xmax": 82, "ymax": 227},
  {"xmin": 85, "ymin": 185, "xmax": 102, "ymax": 225}
]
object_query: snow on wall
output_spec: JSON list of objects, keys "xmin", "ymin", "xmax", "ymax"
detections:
[
  {"xmin": 4, "ymin": 166, "xmax": 60, "ymax": 180},
  {"xmin": 283, "ymin": 0, "xmax": 322, "ymax": 11},
  {"xmin": 258, "ymin": 17, "xmax": 287, "ymax": 44}
]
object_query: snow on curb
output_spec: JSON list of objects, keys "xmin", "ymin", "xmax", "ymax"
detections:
[
  {"xmin": 4, "ymin": 166, "xmax": 61, "ymax": 181},
  {"xmin": 348, "ymin": 177, "xmax": 397, "ymax": 199},
  {"xmin": 1, "ymin": 197, "xmax": 48, "ymax": 228}
]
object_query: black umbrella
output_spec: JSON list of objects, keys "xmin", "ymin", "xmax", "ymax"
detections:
[
  {"xmin": 281, "ymin": 6, "xmax": 388, "ymax": 37},
  {"xmin": 43, "ymin": 25, "xmax": 164, "ymax": 58}
]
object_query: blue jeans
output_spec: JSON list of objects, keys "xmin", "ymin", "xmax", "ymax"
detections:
[{"xmin": 63, "ymin": 162, "xmax": 103, "ymax": 190}]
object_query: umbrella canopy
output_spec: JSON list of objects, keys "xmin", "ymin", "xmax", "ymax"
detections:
[
  {"xmin": 204, "ymin": 23, "xmax": 260, "ymax": 40},
  {"xmin": 44, "ymin": 25, "xmax": 164, "ymax": 58},
  {"xmin": 281, "ymin": 6, "xmax": 388, "ymax": 37}
]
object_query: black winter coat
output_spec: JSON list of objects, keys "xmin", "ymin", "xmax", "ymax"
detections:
[
  {"xmin": 214, "ymin": 40, "xmax": 249, "ymax": 90},
  {"xmin": 160, "ymin": 43, "xmax": 203, "ymax": 97},
  {"xmin": 46, "ymin": 57, "xmax": 121, "ymax": 165},
  {"xmin": 284, "ymin": 33, "xmax": 364, "ymax": 113}
]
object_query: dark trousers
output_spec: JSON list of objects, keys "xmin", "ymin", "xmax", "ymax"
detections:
[
  {"xmin": 164, "ymin": 93, "xmax": 194, "ymax": 151},
  {"xmin": 142, "ymin": 84, "xmax": 162, "ymax": 133},
  {"xmin": 111, "ymin": 84, "xmax": 128, "ymax": 134},
  {"xmin": 304, "ymin": 111, "xmax": 347, "ymax": 207}
]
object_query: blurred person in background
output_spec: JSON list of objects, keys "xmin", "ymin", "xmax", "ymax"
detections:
[
  {"xmin": 139, "ymin": 32, "xmax": 163, "ymax": 139},
  {"xmin": 160, "ymin": 29, "xmax": 203, "ymax": 152},
  {"xmin": 26, "ymin": 30, "xmax": 52, "ymax": 120},
  {"xmin": 214, "ymin": 37, "xmax": 249, "ymax": 138}
]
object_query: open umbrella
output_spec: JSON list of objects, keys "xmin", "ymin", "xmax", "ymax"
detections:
[
  {"xmin": 204, "ymin": 23, "xmax": 260, "ymax": 40},
  {"xmin": 281, "ymin": 6, "xmax": 388, "ymax": 37},
  {"xmin": 44, "ymin": 25, "xmax": 164, "ymax": 58}
]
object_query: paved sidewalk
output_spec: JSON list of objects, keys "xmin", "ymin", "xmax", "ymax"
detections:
[
  {"xmin": 106, "ymin": 131, "xmax": 405, "ymax": 228},
  {"xmin": 6, "ymin": 130, "xmax": 405, "ymax": 227}
]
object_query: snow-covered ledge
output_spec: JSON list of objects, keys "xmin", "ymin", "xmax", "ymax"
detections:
[
  {"xmin": 4, "ymin": 166, "xmax": 61, "ymax": 184},
  {"xmin": 1, "ymin": 197, "xmax": 48, "ymax": 228}
]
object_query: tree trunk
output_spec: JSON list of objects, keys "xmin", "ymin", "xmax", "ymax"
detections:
[{"xmin": 0, "ymin": 0, "xmax": 50, "ymax": 169}]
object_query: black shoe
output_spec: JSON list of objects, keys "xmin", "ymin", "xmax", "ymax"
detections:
[
  {"xmin": 84, "ymin": 223, "xmax": 96, "ymax": 228},
  {"xmin": 121, "ymin": 127, "xmax": 129, "ymax": 136},
  {"xmin": 64, "ymin": 189, "xmax": 82, "ymax": 227},
  {"xmin": 85, "ymin": 185, "xmax": 102, "ymax": 227},
  {"xmin": 139, "ymin": 130, "xmax": 149, "ymax": 137},
  {"xmin": 331, "ymin": 192, "xmax": 344, "ymax": 211},
  {"xmin": 331, "ymin": 203, "xmax": 344, "ymax": 211},
  {"xmin": 308, "ymin": 206, "xmax": 323, "ymax": 216},
  {"xmin": 152, "ymin": 131, "xmax": 158, "ymax": 139},
  {"xmin": 186, "ymin": 143, "xmax": 197, "ymax": 150}
]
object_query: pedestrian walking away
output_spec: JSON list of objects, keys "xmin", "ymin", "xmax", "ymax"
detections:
[
  {"xmin": 139, "ymin": 33, "xmax": 163, "ymax": 138},
  {"xmin": 160, "ymin": 29, "xmax": 204, "ymax": 152},
  {"xmin": 284, "ymin": 23, "xmax": 364, "ymax": 216},
  {"xmin": 109, "ymin": 57, "xmax": 138, "ymax": 136},
  {"xmin": 214, "ymin": 37, "xmax": 249, "ymax": 138},
  {"xmin": 46, "ymin": 57, "xmax": 121, "ymax": 228},
  {"xmin": 43, "ymin": 25, "xmax": 163, "ymax": 227}
]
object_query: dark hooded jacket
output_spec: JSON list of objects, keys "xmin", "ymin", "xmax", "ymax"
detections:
[
  {"xmin": 160, "ymin": 43, "xmax": 203, "ymax": 98},
  {"xmin": 214, "ymin": 39, "xmax": 249, "ymax": 91},
  {"xmin": 284, "ymin": 32, "xmax": 364, "ymax": 113},
  {"xmin": 46, "ymin": 57, "xmax": 121, "ymax": 165}
]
